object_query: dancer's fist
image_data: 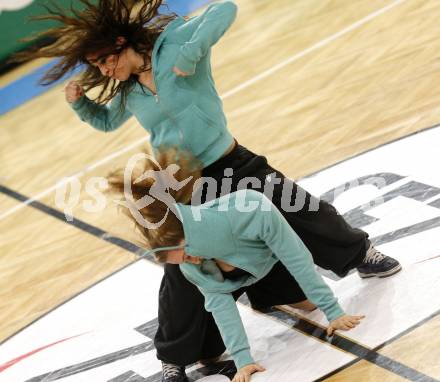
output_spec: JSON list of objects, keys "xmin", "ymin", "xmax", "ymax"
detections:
[{"xmin": 65, "ymin": 81, "xmax": 84, "ymax": 103}]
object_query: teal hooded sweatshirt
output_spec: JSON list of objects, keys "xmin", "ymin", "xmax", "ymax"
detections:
[
  {"xmin": 71, "ymin": 1, "xmax": 237, "ymax": 167},
  {"xmin": 174, "ymin": 189, "xmax": 345, "ymax": 370}
]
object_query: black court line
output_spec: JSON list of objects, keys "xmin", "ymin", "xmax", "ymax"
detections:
[
  {"xmin": 0, "ymin": 185, "xmax": 145, "ymax": 255},
  {"xmin": 25, "ymin": 342, "xmax": 155, "ymax": 382},
  {"xmin": 0, "ymin": 256, "xmax": 146, "ymax": 347},
  {"xmin": 315, "ymin": 308, "xmax": 440, "ymax": 381},
  {"xmin": 274, "ymin": 308, "xmax": 440, "ymax": 382},
  {"xmin": 0, "ymin": 183, "xmax": 158, "ymax": 347},
  {"xmin": 238, "ymin": 294, "xmax": 440, "ymax": 382},
  {"xmin": 1, "ymin": 181, "xmax": 439, "ymax": 380}
]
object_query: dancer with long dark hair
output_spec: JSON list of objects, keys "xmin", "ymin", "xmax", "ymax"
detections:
[{"xmin": 16, "ymin": 1, "xmax": 400, "ymax": 380}]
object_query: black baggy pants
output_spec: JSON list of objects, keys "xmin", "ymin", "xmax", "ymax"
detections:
[{"xmin": 154, "ymin": 143, "xmax": 369, "ymax": 365}]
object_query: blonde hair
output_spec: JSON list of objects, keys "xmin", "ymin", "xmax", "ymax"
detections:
[{"xmin": 107, "ymin": 147, "xmax": 202, "ymax": 261}]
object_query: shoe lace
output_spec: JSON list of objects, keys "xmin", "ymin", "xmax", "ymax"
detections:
[
  {"xmin": 162, "ymin": 362, "xmax": 183, "ymax": 378},
  {"xmin": 365, "ymin": 246, "xmax": 386, "ymax": 264}
]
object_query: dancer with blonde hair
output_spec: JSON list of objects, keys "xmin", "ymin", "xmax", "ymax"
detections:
[{"xmin": 107, "ymin": 149, "xmax": 365, "ymax": 382}]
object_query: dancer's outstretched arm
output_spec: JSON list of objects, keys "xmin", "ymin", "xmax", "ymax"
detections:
[
  {"xmin": 253, "ymin": 193, "xmax": 346, "ymax": 322},
  {"xmin": 202, "ymin": 290, "xmax": 265, "ymax": 381},
  {"xmin": 66, "ymin": 82, "xmax": 132, "ymax": 132},
  {"xmin": 173, "ymin": 1, "xmax": 238, "ymax": 75},
  {"xmin": 247, "ymin": 190, "xmax": 364, "ymax": 332},
  {"xmin": 203, "ymin": 291, "xmax": 253, "ymax": 368}
]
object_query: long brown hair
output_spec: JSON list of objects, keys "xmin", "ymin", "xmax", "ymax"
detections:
[
  {"xmin": 106, "ymin": 148, "xmax": 202, "ymax": 261},
  {"xmin": 13, "ymin": 0, "xmax": 177, "ymax": 110}
]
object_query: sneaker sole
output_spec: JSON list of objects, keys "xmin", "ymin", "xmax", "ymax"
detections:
[{"xmin": 358, "ymin": 264, "xmax": 402, "ymax": 279}]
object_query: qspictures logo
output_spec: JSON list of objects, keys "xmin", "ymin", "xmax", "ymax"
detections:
[
  {"xmin": 119, "ymin": 152, "xmax": 194, "ymax": 229},
  {"xmin": 54, "ymin": 153, "xmax": 322, "ymax": 228},
  {"xmin": 53, "ymin": 153, "xmax": 440, "ymax": 240}
]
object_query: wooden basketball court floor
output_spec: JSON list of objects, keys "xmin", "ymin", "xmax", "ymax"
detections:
[{"xmin": 1, "ymin": 0, "xmax": 440, "ymax": 380}]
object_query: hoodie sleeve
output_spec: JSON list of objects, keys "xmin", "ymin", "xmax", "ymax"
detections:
[
  {"xmin": 174, "ymin": 1, "xmax": 238, "ymax": 75},
  {"xmin": 70, "ymin": 93, "xmax": 132, "ymax": 132},
  {"xmin": 252, "ymin": 193, "xmax": 345, "ymax": 322},
  {"xmin": 202, "ymin": 291, "xmax": 255, "ymax": 370}
]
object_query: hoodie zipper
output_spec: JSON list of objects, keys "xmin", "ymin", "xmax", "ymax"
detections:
[
  {"xmin": 143, "ymin": 37, "xmax": 192, "ymax": 155},
  {"xmin": 148, "ymin": 61, "xmax": 188, "ymax": 149},
  {"xmin": 138, "ymin": 17, "xmax": 190, "ymax": 146},
  {"xmin": 215, "ymin": 259, "xmax": 258, "ymax": 279},
  {"xmin": 141, "ymin": 68, "xmax": 159, "ymax": 103},
  {"xmin": 180, "ymin": 258, "xmax": 259, "ymax": 295},
  {"xmin": 150, "ymin": 67, "xmax": 160, "ymax": 104},
  {"xmin": 182, "ymin": 264, "xmax": 254, "ymax": 294}
]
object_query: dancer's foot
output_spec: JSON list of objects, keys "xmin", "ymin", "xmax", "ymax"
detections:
[
  {"xmin": 161, "ymin": 361, "xmax": 188, "ymax": 382},
  {"xmin": 357, "ymin": 245, "xmax": 402, "ymax": 278}
]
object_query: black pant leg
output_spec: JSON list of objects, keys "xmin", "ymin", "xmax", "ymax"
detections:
[
  {"xmin": 154, "ymin": 264, "xmax": 226, "ymax": 365},
  {"xmin": 205, "ymin": 146, "xmax": 368, "ymax": 277},
  {"xmin": 264, "ymin": 174, "xmax": 368, "ymax": 277}
]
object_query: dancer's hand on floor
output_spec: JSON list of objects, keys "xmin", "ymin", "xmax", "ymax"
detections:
[
  {"xmin": 327, "ymin": 314, "xmax": 365, "ymax": 336},
  {"xmin": 232, "ymin": 363, "xmax": 265, "ymax": 382}
]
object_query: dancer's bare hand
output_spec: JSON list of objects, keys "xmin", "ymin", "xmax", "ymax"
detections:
[
  {"xmin": 173, "ymin": 66, "xmax": 190, "ymax": 77},
  {"xmin": 327, "ymin": 315, "xmax": 365, "ymax": 336},
  {"xmin": 232, "ymin": 363, "xmax": 266, "ymax": 382},
  {"xmin": 65, "ymin": 81, "xmax": 84, "ymax": 103}
]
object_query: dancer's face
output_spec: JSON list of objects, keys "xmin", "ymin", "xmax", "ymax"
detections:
[
  {"xmin": 86, "ymin": 37, "xmax": 138, "ymax": 81},
  {"xmin": 86, "ymin": 48, "xmax": 133, "ymax": 81},
  {"xmin": 165, "ymin": 247, "xmax": 202, "ymax": 265}
]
